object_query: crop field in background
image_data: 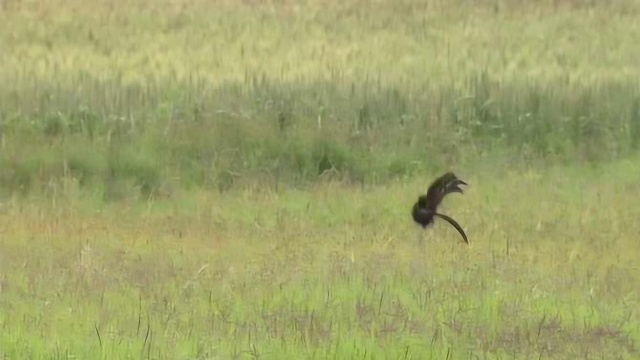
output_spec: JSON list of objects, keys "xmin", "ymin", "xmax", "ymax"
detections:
[{"xmin": 1, "ymin": 0, "xmax": 640, "ymax": 358}]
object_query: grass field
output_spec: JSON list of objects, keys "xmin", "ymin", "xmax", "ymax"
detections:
[{"xmin": 1, "ymin": 0, "xmax": 640, "ymax": 358}]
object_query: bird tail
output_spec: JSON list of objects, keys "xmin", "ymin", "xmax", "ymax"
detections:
[{"xmin": 434, "ymin": 212, "xmax": 469, "ymax": 244}]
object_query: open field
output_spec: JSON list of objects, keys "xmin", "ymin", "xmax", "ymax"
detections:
[
  {"xmin": 1, "ymin": 0, "xmax": 640, "ymax": 358},
  {"xmin": 1, "ymin": 162, "xmax": 640, "ymax": 359}
]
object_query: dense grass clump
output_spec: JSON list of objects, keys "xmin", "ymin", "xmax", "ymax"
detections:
[
  {"xmin": 1, "ymin": 78, "xmax": 639, "ymax": 198},
  {"xmin": 0, "ymin": 0, "xmax": 639, "ymax": 358}
]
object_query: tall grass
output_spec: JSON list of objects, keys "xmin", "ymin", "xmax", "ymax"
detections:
[
  {"xmin": 1, "ymin": 0, "xmax": 640, "ymax": 198},
  {"xmin": 1, "ymin": 76, "xmax": 639, "ymax": 199}
]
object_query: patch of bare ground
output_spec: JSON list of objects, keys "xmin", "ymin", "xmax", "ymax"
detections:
[{"xmin": 447, "ymin": 315, "xmax": 638, "ymax": 357}]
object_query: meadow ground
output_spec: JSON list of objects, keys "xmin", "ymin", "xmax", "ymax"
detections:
[
  {"xmin": 1, "ymin": 0, "xmax": 640, "ymax": 358},
  {"xmin": 1, "ymin": 162, "xmax": 640, "ymax": 359}
]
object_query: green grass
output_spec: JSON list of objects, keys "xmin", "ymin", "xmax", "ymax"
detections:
[
  {"xmin": 1, "ymin": 161, "xmax": 639, "ymax": 358},
  {"xmin": 0, "ymin": 0, "xmax": 640, "ymax": 358}
]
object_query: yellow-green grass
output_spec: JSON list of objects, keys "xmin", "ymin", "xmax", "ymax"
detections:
[
  {"xmin": 1, "ymin": 0, "xmax": 640, "ymax": 358},
  {"xmin": 1, "ymin": 0, "xmax": 639, "ymax": 90},
  {"xmin": 0, "ymin": 160, "xmax": 639, "ymax": 358}
]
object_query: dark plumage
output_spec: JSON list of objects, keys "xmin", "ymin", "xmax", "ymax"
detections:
[{"xmin": 412, "ymin": 172, "xmax": 468, "ymax": 244}]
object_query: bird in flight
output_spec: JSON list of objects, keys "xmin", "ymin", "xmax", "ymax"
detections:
[{"xmin": 412, "ymin": 172, "xmax": 469, "ymax": 244}]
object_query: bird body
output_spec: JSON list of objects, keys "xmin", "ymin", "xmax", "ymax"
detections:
[{"xmin": 412, "ymin": 172, "xmax": 468, "ymax": 244}]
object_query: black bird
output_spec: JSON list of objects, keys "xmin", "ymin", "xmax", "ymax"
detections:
[{"xmin": 412, "ymin": 172, "xmax": 469, "ymax": 244}]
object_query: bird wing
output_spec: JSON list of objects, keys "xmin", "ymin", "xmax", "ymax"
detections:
[
  {"xmin": 434, "ymin": 213, "xmax": 469, "ymax": 244},
  {"xmin": 425, "ymin": 172, "xmax": 467, "ymax": 211}
]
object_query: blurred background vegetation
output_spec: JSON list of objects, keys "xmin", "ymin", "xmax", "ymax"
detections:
[{"xmin": 1, "ymin": 0, "xmax": 639, "ymax": 201}]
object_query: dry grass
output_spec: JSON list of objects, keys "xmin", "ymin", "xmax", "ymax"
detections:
[{"xmin": 1, "ymin": 0, "xmax": 639, "ymax": 89}]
